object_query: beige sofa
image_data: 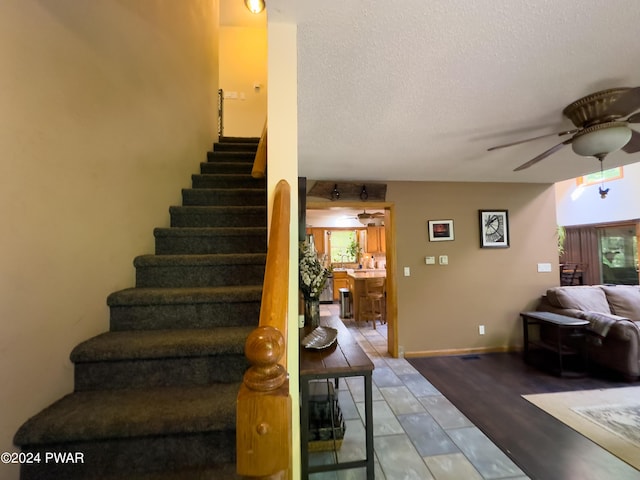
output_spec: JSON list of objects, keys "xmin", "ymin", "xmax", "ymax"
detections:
[{"xmin": 537, "ymin": 285, "xmax": 640, "ymax": 381}]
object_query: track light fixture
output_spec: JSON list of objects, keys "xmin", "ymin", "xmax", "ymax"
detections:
[{"xmin": 330, "ymin": 184, "xmax": 340, "ymax": 201}]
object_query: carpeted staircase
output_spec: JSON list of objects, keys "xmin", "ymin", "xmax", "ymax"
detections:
[{"xmin": 14, "ymin": 138, "xmax": 266, "ymax": 479}]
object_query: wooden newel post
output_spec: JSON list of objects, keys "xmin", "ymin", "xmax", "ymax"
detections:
[{"xmin": 237, "ymin": 326, "xmax": 291, "ymax": 479}]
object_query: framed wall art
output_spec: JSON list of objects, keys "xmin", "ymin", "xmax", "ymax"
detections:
[
  {"xmin": 428, "ymin": 219, "xmax": 454, "ymax": 242},
  {"xmin": 479, "ymin": 210, "xmax": 509, "ymax": 248}
]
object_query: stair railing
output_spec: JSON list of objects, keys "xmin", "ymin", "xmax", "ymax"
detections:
[
  {"xmin": 237, "ymin": 179, "xmax": 291, "ymax": 479},
  {"xmin": 251, "ymin": 120, "xmax": 268, "ymax": 179},
  {"xmin": 217, "ymin": 88, "xmax": 224, "ymax": 138}
]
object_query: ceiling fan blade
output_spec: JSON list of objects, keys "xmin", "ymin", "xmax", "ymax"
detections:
[
  {"xmin": 622, "ymin": 129, "xmax": 640, "ymax": 153},
  {"xmin": 627, "ymin": 112, "xmax": 640, "ymax": 123},
  {"xmin": 601, "ymin": 86, "xmax": 640, "ymax": 117},
  {"xmin": 513, "ymin": 139, "xmax": 572, "ymax": 171},
  {"xmin": 487, "ymin": 129, "xmax": 578, "ymax": 151}
]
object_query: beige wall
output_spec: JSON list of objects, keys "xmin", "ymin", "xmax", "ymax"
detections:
[
  {"xmin": 0, "ymin": 0, "xmax": 219, "ymax": 472},
  {"xmin": 387, "ymin": 181, "xmax": 559, "ymax": 355},
  {"xmin": 220, "ymin": 26, "xmax": 268, "ymax": 138},
  {"xmin": 267, "ymin": 21, "xmax": 301, "ymax": 480}
]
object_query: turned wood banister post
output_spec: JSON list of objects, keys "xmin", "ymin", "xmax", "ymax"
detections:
[
  {"xmin": 243, "ymin": 325, "xmax": 287, "ymax": 391},
  {"xmin": 237, "ymin": 326, "xmax": 291, "ymax": 478}
]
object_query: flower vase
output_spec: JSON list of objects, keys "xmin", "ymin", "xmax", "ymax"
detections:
[{"xmin": 304, "ymin": 298, "xmax": 320, "ymax": 328}]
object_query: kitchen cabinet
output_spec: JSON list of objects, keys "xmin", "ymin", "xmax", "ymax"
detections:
[
  {"xmin": 306, "ymin": 228, "xmax": 326, "ymax": 255},
  {"xmin": 366, "ymin": 227, "xmax": 386, "ymax": 253},
  {"xmin": 332, "ymin": 270, "xmax": 349, "ymax": 301}
]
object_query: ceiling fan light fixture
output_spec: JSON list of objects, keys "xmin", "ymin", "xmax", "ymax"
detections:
[
  {"xmin": 571, "ymin": 122, "xmax": 632, "ymax": 157},
  {"xmin": 358, "ymin": 213, "xmax": 373, "ymax": 226},
  {"xmin": 244, "ymin": 0, "xmax": 265, "ymax": 14}
]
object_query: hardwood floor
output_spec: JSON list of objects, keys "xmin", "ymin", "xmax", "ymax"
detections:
[{"xmin": 408, "ymin": 352, "xmax": 640, "ymax": 480}]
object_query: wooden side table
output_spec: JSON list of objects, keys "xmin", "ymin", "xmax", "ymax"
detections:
[
  {"xmin": 520, "ymin": 311, "xmax": 589, "ymax": 377},
  {"xmin": 299, "ymin": 316, "xmax": 374, "ymax": 479}
]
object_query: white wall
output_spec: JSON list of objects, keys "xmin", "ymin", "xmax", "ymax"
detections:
[
  {"xmin": 555, "ymin": 162, "xmax": 640, "ymax": 226},
  {"xmin": 0, "ymin": 2, "xmax": 218, "ymax": 476}
]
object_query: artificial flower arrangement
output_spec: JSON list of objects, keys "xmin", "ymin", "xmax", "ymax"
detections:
[{"xmin": 299, "ymin": 240, "xmax": 330, "ymax": 300}]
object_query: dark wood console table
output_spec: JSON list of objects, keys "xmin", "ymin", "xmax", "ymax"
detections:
[
  {"xmin": 520, "ymin": 311, "xmax": 589, "ymax": 377},
  {"xmin": 299, "ymin": 316, "xmax": 374, "ymax": 479}
]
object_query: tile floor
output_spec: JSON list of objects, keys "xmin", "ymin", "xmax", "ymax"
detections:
[{"xmin": 308, "ymin": 303, "xmax": 530, "ymax": 480}]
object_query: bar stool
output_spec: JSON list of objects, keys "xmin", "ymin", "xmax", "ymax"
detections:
[{"xmin": 358, "ymin": 277, "xmax": 385, "ymax": 329}]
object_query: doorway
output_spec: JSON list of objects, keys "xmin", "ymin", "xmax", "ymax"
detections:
[{"xmin": 306, "ymin": 201, "xmax": 398, "ymax": 357}]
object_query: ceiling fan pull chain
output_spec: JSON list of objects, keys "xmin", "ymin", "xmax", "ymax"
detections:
[{"xmin": 598, "ymin": 156, "xmax": 610, "ymax": 199}]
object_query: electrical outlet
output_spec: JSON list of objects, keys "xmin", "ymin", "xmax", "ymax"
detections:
[
  {"xmin": 425, "ymin": 256, "xmax": 436, "ymax": 265},
  {"xmin": 439, "ymin": 255, "xmax": 449, "ymax": 265},
  {"xmin": 479, "ymin": 325, "xmax": 485, "ymax": 335},
  {"xmin": 398, "ymin": 346, "xmax": 405, "ymax": 358},
  {"xmin": 404, "ymin": 267, "xmax": 411, "ymax": 276}
]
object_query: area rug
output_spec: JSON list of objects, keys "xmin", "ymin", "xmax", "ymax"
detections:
[{"xmin": 522, "ymin": 387, "xmax": 640, "ymax": 470}]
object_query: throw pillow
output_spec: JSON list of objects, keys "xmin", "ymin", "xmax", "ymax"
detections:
[{"xmin": 546, "ymin": 286, "xmax": 611, "ymax": 313}]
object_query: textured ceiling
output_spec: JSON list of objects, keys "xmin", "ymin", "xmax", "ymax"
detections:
[{"xmin": 267, "ymin": 0, "xmax": 640, "ymax": 184}]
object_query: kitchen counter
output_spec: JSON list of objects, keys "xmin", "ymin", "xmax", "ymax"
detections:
[
  {"xmin": 347, "ymin": 270, "xmax": 386, "ymax": 279},
  {"xmin": 347, "ymin": 270, "xmax": 386, "ymax": 322}
]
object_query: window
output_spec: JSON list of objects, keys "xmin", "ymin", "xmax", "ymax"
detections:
[
  {"xmin": 599, "ymin": 225, "xmax": 638, "ymax": 285},
  {"xmin": 577, "ymin": 167, "xmax": 623, "ymax": 187},
  {"xmin": 329, "ymin": 230, "xmax": 357, "ymax": 263}
]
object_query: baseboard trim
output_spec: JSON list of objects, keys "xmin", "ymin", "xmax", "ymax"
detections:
[{"xmin": 405, "ymin": 345, "xmax": 521, "ymax": 358}]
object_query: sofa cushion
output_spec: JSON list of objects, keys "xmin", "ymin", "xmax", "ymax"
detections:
[
  {"xmin": 600, "ymin": 285, "xmax": 640, "ymax": 320},
  {"xmin": 545, "ymin": 286, "xmax": 611, "ymax": 314}
]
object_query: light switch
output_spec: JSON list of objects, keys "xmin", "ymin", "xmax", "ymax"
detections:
[
  {"xmin": 439, "ymin": 255, "xmax": 449, "ymax": 265},
  {"xmin": 425, "ymin": 256, "xmax": 436, "ymax": 265},
  {"xmin": 537, "ymin": 263, "xmax": 552, "ymax": 273},
  {"xmin": 403, "ymin": 267, "xmax": 411, "ymax": 276}
]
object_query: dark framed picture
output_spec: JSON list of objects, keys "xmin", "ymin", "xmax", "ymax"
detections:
[
  {"xmin": 479, "ymin": 210, "xmax": 509, "ymax": 248},
  {"xmin": 428, "ymin": 219, "xmax": 454, "ymax": 242}
]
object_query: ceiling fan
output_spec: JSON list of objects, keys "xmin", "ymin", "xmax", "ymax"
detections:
[
  {"xmin": 488, "ymin": 87, "xmax": 640, "ymax": 171},
  {"xmin": 356, "ymin": 210, "xmax": 385, "ymax": 226}
]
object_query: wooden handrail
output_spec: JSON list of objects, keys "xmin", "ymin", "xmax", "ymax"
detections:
[
  {"xmin": 237, "ymin": 179, "xmax": 291, "ymax": 479},
  {"xmin": 251, "ymin": 120, "xmax": 268, "ymax": 179}
]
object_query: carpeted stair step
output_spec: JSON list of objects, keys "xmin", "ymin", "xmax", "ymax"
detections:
[
  {"xmin": 218, "ymin": 136, "xmax": 259, "ymax": 145},
  {"xmin": 182, "ymin": 187, "xmax": 265, "ymax": 206},
  {"xmin": 199, "ymin": 161, "xmax": 253, "ymax": 175},
  {"xmin": 169, "ymin": 205, "xmax": 266, "ymax": 228},
  {"xmin": 213, "ymin": 142, "xmax": 259, "ymax": 152},
  {"xmin": 14, "ymin": 384, "xmax": 239, "ymax": 480},
  {"xmin": 14, "ymin": 136, "xmax": 265, "ymax": 479},
  {"xmin": 71, "ymin": 327, "xmax": 252, "ymax": 391},
  {"xmin": 191, "ymin": 173, "xmax": 265, "ymax": 189},
  {"xmin": 206, "ymin": 150, "xmax": 256, "ymax": 163},
  {"xmin": 154, "ymin": 227, "xmax": 267, "ymax": 255},
  {"xmin": 134, "ymin": 253, "xmax": 266, "ymax": 288},
  {"xmin": 107, "ymin": 285, "xmax": 262, "ymax": 331}
]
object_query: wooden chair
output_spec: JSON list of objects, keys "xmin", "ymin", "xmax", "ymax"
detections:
[
  {"xmin": 560, "ymin": 263, "xmax": 579, "ymax": 286},
  {"xmin": 358, "ymin": 277, "xmax": 386, "ymax": 329}
]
